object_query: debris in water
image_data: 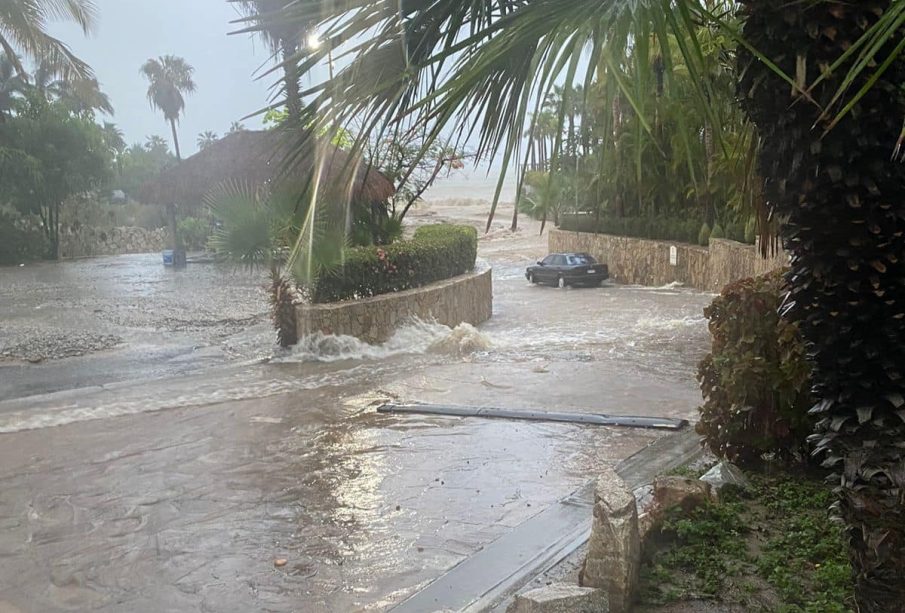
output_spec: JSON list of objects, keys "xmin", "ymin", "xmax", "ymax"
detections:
[
  {"xmin": 480, "ymin": 377, "xmax": 512, "ymax": 390},
  {"xmin": 274, "ymin": 559, "xmax": 288, "ymax": 567}
]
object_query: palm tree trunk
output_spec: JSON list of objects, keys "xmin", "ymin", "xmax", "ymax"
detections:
[
  {"xmin": 738, "ymin": 3, "xmax": 905, "ymax": 611},
  {"xmin": 169, "ymin": 118, "xmax": 182, "ymax": 161},
  {"xmin": 510, "ymin": 197, "xmax": 518, "ymax": 231},
  {"xmin": 282, "ymin": 40, "xmax": 302, "ymax": 124}
]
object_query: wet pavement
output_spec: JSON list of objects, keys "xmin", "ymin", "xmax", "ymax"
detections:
[
  {"xmin": 0, "ymin": 255, "xmax": 270, "ymax": 400},
  {"xmin": 0, "ymin": 203, "xmax": 714, "ymax": 612}
]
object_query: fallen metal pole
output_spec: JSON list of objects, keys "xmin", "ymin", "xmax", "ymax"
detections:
[{"xmin": 377, "ymin": 403, "xmax": 688, "ymax": 430}]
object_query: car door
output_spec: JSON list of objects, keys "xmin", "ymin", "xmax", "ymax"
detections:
[
  {"xmin": 549, "ymin": 254, "xmax": 567, "ymax": 281},
  {"xmin": 539, "ymin": 255, "xmax": 557, "ymax": 282}
]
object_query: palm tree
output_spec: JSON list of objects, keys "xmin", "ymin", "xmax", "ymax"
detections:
[
  {"xmin": 140, "ymin": 55, "xmax": 196, "ymax": 161},
  {"xmin": 0, "ymin": 53, "xmax": 28, "ymax": 118},
  {"xmin": 274, "ymin": 1, "xmax": 905, "ymax": 609},
  {"xmin": 145, "ymin": 135, "xmax": 170, "ymax": 156},
  {"xmin": 54, "ymin": 77, "xmax": 113, "ymax": 117},
  {"xmin": 31, "ymin": 62, "xmax": 114, "ymax": 117},
  {"xmin": 518, "ymin": 171, "xmax": 564, "ymax": 235},
  {"xmin": 234, "ymin": 0, "xmax": 309, "ymax": 124},
  {"xmin": 0, "ymin": 0, "xmax": 96, "ymax": 79},
  {"xmin": 228, "ymin": 121, "xmax": 247, "ymax": 134},
  {"xmin": 197, "ymin": 130, "xmax": 219, "ymax": 150},
  {"xmin": 101, "ymin": 122, "xmax": 126, "ymax": 158}
]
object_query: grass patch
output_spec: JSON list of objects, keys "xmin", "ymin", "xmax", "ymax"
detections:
[{"xmin": 638, "ymin": 471, "xmax": 854, "ymax": 612}]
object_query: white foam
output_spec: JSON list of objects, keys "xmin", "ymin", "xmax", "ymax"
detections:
[
  {"xmin": 635, "ymin": 315, "xmax": 705, "ymax": 330},
  {"xmin": 276, "ymin": 319, "xmax": 492, "ymax": 363},
  {"xmin": 0, "ymin": 321, "xmax": 494, "ymax": 434}
]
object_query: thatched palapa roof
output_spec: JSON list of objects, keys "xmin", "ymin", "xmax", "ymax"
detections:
[{"xmin": 138, "ymin": 130, "xmax": 395, "ymax": 207}]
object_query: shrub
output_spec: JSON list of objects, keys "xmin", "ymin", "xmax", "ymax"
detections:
[
  {"xmin": 560, "ymin": 213, "xmax": 718, "ymax": 246},
  {"xmin": 710, "ymin": 223, "xmax": 726, "ymax": 240},
  {"xmin": 0, "ymin": 207, "xmax": 48, "ymax": 264},
  {"xmin": 698, "ymin": 222, "xmax": 712, "ymax": 246},
  {"xmin": 726, "ymin": 222, "xmax": 746, "ymax": 243},
  {"xmin": 696, "ymin": 270, "xmax": 814, "ymax": 465},
  {"xmin": 177, "ymin": 217, "xmax": 212, "ymax": 250},
  {"xmin": 744, "ymin": 217, "xmax": 757, "ymax": 244},
  {"xmin": 309, "ymin": 224, "xmax": 478, "ymax": 303}
]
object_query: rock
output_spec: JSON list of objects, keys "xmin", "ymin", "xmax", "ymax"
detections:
[
  {"xmin": 631, "ymin": 477, "xmax": 718, "ymax": 543},
  {"xmin": 508, "ymin": 584, "xmax": 608, "ymax": 613},
  {"xmin": 651, "ymin": 476, "xmax": 715, "ymax": 513},
  {"xmin": 633, "ymin": 484, "xmax": 657, "ymax": 541},
  {"xmin": 699, "ymin": 462, "xmax": 750, "ymax": 494},
  {"xmin": 580, "ymin": 468, "xmax": 639, "ymax": 613},
  {"xmin": 273, "ymin": 559, "xmax": 288, "ymax": 567}
]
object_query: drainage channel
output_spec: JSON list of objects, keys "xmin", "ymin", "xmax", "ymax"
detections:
[
  {"xmin": 388, "ymin": 428, "xmax": 703, "ymax": 613},
  {"xmin": 377, "ymin": 403, "xmax": 689, "ymax": 430}
]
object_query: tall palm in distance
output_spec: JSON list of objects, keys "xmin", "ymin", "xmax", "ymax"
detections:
[
  {"xmin": 0, "ymin": 53, "xmax": 28, "ymax": 118},
  {"xmin": 0, "ymin": 0, "xmax": 97, "ymax": 79},
  {"xmin": 197, "ymin": 130, "xmax": 219, "ymax": 150},
  {"xmin": 145, "ymin": 135, "xmax": 171, "ymax": 157},
  {"xmin": 101, "ymin": 121, "xmax": 126, "ymax": 169},
  {"xmin": 269, "ymin": 2, "xmax": 905, "ymax": 609},
  {"xmin": 141, "ymin": 55, "xmax": 196, "ymax": 161}
]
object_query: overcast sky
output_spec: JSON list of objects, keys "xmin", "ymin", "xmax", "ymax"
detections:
[
  {"xmin": 47, "ymin": 0, "xmax": 328, "ymax": 156},
  {"xmin": 47, "ymin": 0, "xmax": 516, "ymax": 198}
]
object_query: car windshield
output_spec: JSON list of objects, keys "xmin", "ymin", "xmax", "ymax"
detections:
[{"xmin": 567, "ymin": 255, "xmax": 596, "ymax": 266}]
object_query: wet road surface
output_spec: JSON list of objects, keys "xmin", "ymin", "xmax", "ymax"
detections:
[{"xmin": 0, "ymin": 205, "xmax": 714, "ymax": 611}]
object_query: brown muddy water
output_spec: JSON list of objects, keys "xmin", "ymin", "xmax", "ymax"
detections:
[{"xmin": 0, "ymin": 207, "xmax": 714, "ymax": 612}]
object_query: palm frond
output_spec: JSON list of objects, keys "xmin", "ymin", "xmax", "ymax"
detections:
[{"xmin": 0, "ymin": 0, "xmax": 96, "ymax": 79}]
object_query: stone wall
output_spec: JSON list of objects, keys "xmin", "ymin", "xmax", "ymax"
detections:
[
  {"xmin": 59, "ymin": 226, "xmax": 169, "ymax": 259},
  {"xmin": 549, "ymin": 230, "xmax": 788, "ymax": 292},
  {"xmin": 296, "ymin": 267, "xmax": 493, "ymax": 343}
]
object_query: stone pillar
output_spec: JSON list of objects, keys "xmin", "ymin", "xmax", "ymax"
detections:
[{"xmin": 580, "ymin": 468, "xmax": 640, "ymax": 613}]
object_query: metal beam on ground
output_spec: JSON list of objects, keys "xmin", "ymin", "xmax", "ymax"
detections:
[{"xmin": 377, "ymin": 403, "xmax": 689, "ymax": 431}]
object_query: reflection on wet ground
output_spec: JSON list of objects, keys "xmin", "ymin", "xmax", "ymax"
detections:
[
  {"xmin": 0, "ymin": 209, "xmax": 714, "ymax": 611},
  {"xmin": 0, "ymin": 384, "xmax": 660, "ymax": 612}
]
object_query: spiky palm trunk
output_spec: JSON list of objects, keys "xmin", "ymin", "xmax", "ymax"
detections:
[
  {"xmin": 281, "ymin": 40, "xmax": 302, "ymax": 124},
  {"xmin": 270, "ymin": 270, "xmax": 298, "ymax": 348},
  {"xmin": 738, "ymin": 2, "xmax": 905, "ymax": 611}
]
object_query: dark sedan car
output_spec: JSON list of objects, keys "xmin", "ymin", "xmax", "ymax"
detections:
[{"xmin": 526, "ymin": 253, "xmax": 609, "ymax": 288}]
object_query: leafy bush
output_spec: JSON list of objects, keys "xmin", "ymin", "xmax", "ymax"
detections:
[
  {"xmin": 710, "ymin": 223, "xmax": 726, "ymax": 240},
  {"xmin": 309, "ymin": 224, "xmax": 478, "ymax": 303},
  {"xmin": 698, "ymin": 222, "xmax": 712, "ymax": 246},
  {"xmin": 696, "ymin": 270, "xmax": 814, "ymax": 465},
  {"xmin": 744, "ymin": 217, "xmax": 757, "ymax": 244},
  {"xmin": 726, "ymin": 222, "xmax": 746, "ymax": 243},
  {"xmin": 0, "ymin": 207, "xmax": 48, "ymax": 264},
  {"xmin": 560, "ymin": 214, "xmax": 701, "ymax": 245},
  {"xmin": 177, "ymin": 217, "xmax": 212, "ymax": 250}
]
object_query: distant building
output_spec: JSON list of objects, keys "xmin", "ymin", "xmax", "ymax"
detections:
[{"xmin": 137, "ymin": 130, "xmax": 394, "ymax": 213}]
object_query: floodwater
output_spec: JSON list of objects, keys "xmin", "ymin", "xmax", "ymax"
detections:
[{"xmin": 0, "ymin": 203, "xmax": 714, "ymax": 612}]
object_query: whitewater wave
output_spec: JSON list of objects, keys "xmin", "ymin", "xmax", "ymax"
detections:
[
  {"xmin": 274, "ymin": 319, "xmax": 492, "ymax": 363},
  {"xmin": 634, "ymin": 315, "xmax": 706, "ymax": 334}
]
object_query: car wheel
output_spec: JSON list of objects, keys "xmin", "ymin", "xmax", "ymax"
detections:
[
  {"xmin": 528, "ymin": 272, "xmax": 535, "ymax": 284},
  {"xmin": 558, "ymin": 276, "xmax": 566, "ymax": 289}
]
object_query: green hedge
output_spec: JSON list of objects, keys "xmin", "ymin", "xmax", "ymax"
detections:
[
  {"xmin": 559, "ymin": 213, "xmax": 754, "ymax": 245},
  {"xmin": 696, "ymin": 270, "xmax": 814, "ymax": 465},
  {"xmin": 309, "ymin": 224, "xmax": 478, "ymax": 303}
]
